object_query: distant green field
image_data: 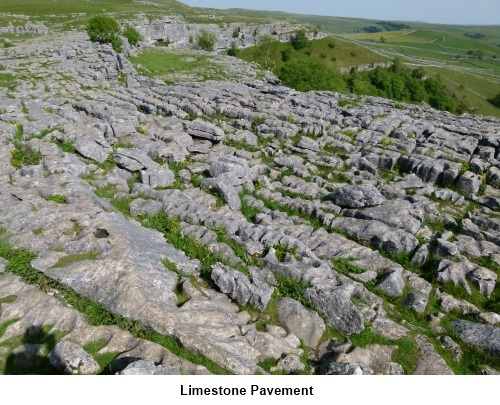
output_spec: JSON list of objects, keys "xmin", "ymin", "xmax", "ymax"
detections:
[
  {"xmin": 0, "ymin": 0, "xmax": 195, "ymax": 29},
  {"xmin": 0, "ymin": 0, "xmax": 193, "ymax": 15},
  {"xmin": 338, "ymin": 28, "xmax": 500, "ymax": 117}
]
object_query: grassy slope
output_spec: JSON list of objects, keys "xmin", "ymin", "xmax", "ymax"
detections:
[
  {"xmin": 237, "ymin": 36, "xmax": 389, "ymax": 70},
  {"xmin": 0, "ymin": 0, "xmax": 193, "ymax": 15}
]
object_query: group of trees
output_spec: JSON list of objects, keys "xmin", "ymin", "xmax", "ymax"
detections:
[
  {"xmin": 279, "ymin": 56, "xmax": 463, "ymax": 114},
  {"xmin": 86, "ymin": 15, "xmax": 142, "ymax": 52}
]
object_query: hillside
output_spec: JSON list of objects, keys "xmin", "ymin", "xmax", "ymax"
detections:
[{"xmin": 0, "ymin": 1, "xmax": 499, "ymax": 376}]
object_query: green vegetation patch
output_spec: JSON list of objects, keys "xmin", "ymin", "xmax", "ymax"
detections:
[
  {"xmin": 43, "ymin": 194, "xmax": 66, "ymax": 204},
  {"xmin": 11, "ymin": 142, "xmax": 43, "ymax": 168},
  {"xmin": 129, "ymin": 51, "xmax": 230, "ymax": 84},
  {"xmin": 50, "ymin": 252, "xmax": 100, "ymax": 269}
]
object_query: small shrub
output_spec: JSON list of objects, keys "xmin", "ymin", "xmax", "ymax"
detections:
[
  {"xmin": 281, "ymin": 48, "xmax": 291, "ymax": 62},
  {"xmin": 291, "ymin": 29, "xmax": 309, "ymax": 50},
  {"xmin": 488, "ymin": 92, "xmax": 500, "ymax": 108},
  {"xmin": 227, "ymin": 41, "xmax": 239, "ymax": 57},
  {"xmin": 197, "ymin": 30, "xmax": 217, "ymax": 51},
  {"xmin": 86, "ymin": 15, "xmax": 123, "ymax": 53},
  {"xmin": 123, "ymin": 25, "xmax": 141, "ymax": 46}
]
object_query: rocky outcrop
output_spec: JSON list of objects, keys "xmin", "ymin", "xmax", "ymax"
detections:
[{"xmin": 132, "ymin": 15, "xmax": 328, "ymax": 49}]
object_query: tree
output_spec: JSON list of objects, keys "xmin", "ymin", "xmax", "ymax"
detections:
[
  {"xmin": 123, "ymin": 25, "xmax": 141, "ymax": 46},
  {"xmin": 488, "ymin": 92, "xmax": 500, "ymax": 108},
  {"xmin": 281, "ymin": 48, "xmax": 292, "ymax": 62},
  {"xmin": 278, "ymin": 59, "xmax": 347, "ymax": 93},
  {"xmin": 227, "ymin": 41, "xmax": 239, "ymax": 57},
  {"xmin": 197, "ymin": 30, "xmax": 217, "ymax": 51},
  {"xmin": 86, "ymin": 15, "xmax": 123, "ymax": 52},
  {"xmin": 291, "ymin": 30, "xmax": 309, "ymax": 50}
]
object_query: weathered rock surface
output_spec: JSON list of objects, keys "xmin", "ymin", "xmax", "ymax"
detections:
[
  {"xmin": 118, "ymin": 360, "xmax": 181, "ymax": 375},
  {"xmin": 49, "ymin": 341, "xmax": 101, "ymax": 375},
  {"xmin": 0, "ymin": 25, "xmax": 498, "ymax": 376},
  {"xmin": 452, "ymin": 321, "xmax": 500, "ymax": 358},
  {"xmin": 330, "ymin": 185, "xmax": 385, "ymax": 208},
  {"xmin": 277, "ymin": 297, "xmax": 325, "ymax": 348},
  {"xmin": 414, "ymin": 335, "xmax": 455, "ymax": 375}
]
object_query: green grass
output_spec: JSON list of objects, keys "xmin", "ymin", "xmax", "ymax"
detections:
[
  {"xmin": 330, "ymin": 258, "xmax": 366, "ymax": 275},
  {"xmin": 11, "ymin": 142, "xmax": 43, "ymax": 168},
  {"xmin": 273, "ymin": 274, "xmax": 312, "ymax": 310},
  {"xmin": 139, "ymin": 212, "xmax": 247, "ymax": 279},
  {"xmin": 43, "ymin": 194, "xmax": 66, "ymax": 204},
  {"xmin": 238, "ymin": 36, "xmax": 388, "ymax": 72},
  {"xmin": 129, "ymin": 51, "xmax": 231, "ymax": 84},
  {"xmin": 0, "ymin": 0, "xmax": 194, "ymax": 30},
  {"xmin": 49, "ymin": 134, "xmax": 71, "ymax": 150},
  {"xmin": 392, "ymin": 335, "xmax": 420, "ymax": 375},
  {"xmin": 0, "ymin": 72, "xmax": 16, "ymax": 91},
  {"xmin": 339, "ymin": 27, "xmax": 500, "ymax": 117},
  {"xmin": 50, "ymin": 252, "xmax": 100, "ymax": 269},
  {"xmin": 82, "ymin": 339, "xmax": 120, "ymax": 374}
]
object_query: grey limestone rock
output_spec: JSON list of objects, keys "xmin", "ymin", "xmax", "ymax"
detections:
[
  {"xmin": 211, "ymin": 263, "xmax": 273, "ymax": 310},
  {"xmin": 297, "ymin": 136, "xmax": 319, "ymax": 152},
  {"xmin": 335, "ymin": 344, "xmax": 402, "ymax": 375},
  {"xmin": 321, "ymin": 362, "xmax": 374, "ymax": 375},
  {"xmin": 140, "ymin": 165, "xmax": 175, "ymax": 188},
  {"xmin": 452, "ymin": 320, "xmax": 500, "ymax": 358},
  {"xmin": 270, "ymin": 354, "xmax": 305, "ymax": 373},
  {"xmin": 436, "ymin": 259, "xmax": 497, "ymax": 298},
  {"xmin": 330, "ymin": 184, "xmax": 385, "ymax": 208},
  {"xmin": 372, "ymin": 316, "xmax": 409, "ymax": 340},
  {"xmin": 303, "ymin": 284, "xmax": 364, "ymax": 336},
  {"xmin": 329, "ymin": 217, "xmax": 419, "ymax": 255},
  {"xmin": 376, "ymin": 270, "xmax": 405, "ymax": 297},
  {"xmin": 49, "ymin": 341, "xmax": 100, "ymax": 375},
  {"xmin": 114, "ymin": 148, "xmax": 156, "ymax": 172},
  {"xmin": 414, "ymin": 335, "xmax": 454, "ymax": 375},
  {"xmin": 186, "ymin": 119, "xmax": 225, "ymax": 142},
  {"xmin": 456, "ymin": 171, "xmax": 483, "ymax": 196},
  {"xmin": 277, "ymin": 297, "xmax": 325, "ymax": 348},
  {"xmin": 118, "ymin": 360, "xmax": 181, "ymax": 375}
]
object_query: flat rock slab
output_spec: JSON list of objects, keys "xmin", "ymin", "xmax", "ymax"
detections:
[
  {"xmin": 118, "ymin": 360, "xmax": 181, "ymax": 375},
  {"xmin": 330, "ymin": 184, "xmax": 385, "ymax": 208},
  {"xmin": 49, "ymin": 341, "xmax": 100, "ymax": 375},
  {"xmin": 277, "ymin": 297, "xmax": 325, "ymax": 348},
  {"xmin": 452, "ymin": 320, "xmax": 500, "ymax": 358},
  {"xmin": 414, "ymin": 335, "xmax": 454, "ymax": 375},
  {"xmin": 303, "ymin": 285, "xmax": 364, "ymax": 336}
]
